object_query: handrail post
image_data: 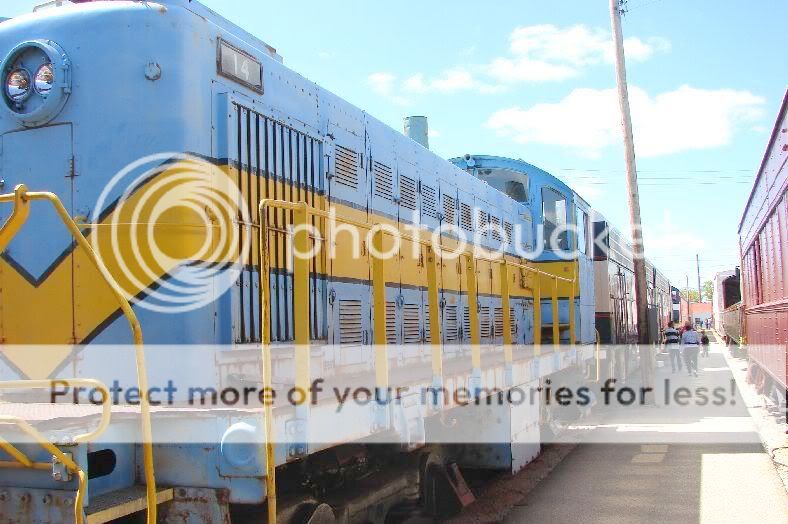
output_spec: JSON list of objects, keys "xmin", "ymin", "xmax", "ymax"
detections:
[
  {"xmin": 569, "ymin": 263, "xmax": 577, "ymax": 345},
  {"xmin": 291, "ymin": 202, "xmax": 310, "ymax": 457},
  {"xmin": 426, "ymin": 246, "xmax": 443, "ymax": 407},
  {"xmin": 533, "ymin": 271, "xmax": 542, "ymax": 354},
  {"xmin": 500, "ymin": 262, "xmax": 513, "ymax": 386},
  {"xmin": 465, "ymin": 254, "xmax": 482, "ymax": 396},
  {"xmin": 371, "ymin": 227, "xmax": 390, "ymax": 427},
  {"xmin": 552, "ymin": 277, "xmax": 560, "ymax": 348},
  {"xmin": 0, "ymin": 184, "xmax": 31, "ymax": 252},
  {"xmin": 257, "ymin": 200, "xmax": 276, "ymax": 524}
]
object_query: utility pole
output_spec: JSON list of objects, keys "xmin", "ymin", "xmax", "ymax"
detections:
[
  {"xmin": 609, "ymin": 0, "xmax": 650, "ymax": 346},
  {"xmin": 696, "ymin": 254, "xmax": 702, "ymax": 302},
  {"xmin": 686, "ymin": 274, "xmax": 691, "ymax": 324}
]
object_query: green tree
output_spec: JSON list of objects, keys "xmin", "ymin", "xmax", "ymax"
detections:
[
  {"xmin": 681, "ymin": 288, "xmax": 700, "ymax": 302},
  {"xmin": 702, "ymin": 280, "xmax": 714, "ymax": 302}
]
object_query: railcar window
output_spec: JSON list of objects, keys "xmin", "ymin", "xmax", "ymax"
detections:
[
  {"xmin": 477, "ymin": 168, "xmax": 529, "ymax": 202},
  {"xmin": 542, "ymin": 187, "xmax": 568, "ymax": 251},
  {"xmin": 576, "ymin": 208, "xmax": 589, "ymax": 254}
]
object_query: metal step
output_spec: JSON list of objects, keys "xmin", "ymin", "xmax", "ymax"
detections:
[{"xmin": 86, "ymin": 486, "xmax": 173, "ymax": 524}]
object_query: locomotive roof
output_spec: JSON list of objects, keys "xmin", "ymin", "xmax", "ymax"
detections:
[
  {"xmin": 450, "ymin": 155, "xmax": 574, "ymax": 195},
  {"xmin": 738, "ymin": 88, "xmax": 788, "ymax": 233},
  {"xmin": 18, "ymin": 1, "xmax": 282, "ymax": 62}
]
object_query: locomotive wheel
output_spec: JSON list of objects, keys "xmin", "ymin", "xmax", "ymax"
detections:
[{"xmin": 300, "ymin": 503, "xmax": 336, "ymax": 524}]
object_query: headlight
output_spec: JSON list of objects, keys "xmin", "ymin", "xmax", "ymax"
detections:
[
  {"xmin": 0, "ymin": 40, "xmax": 71, "ymax": 127},
  {"xmin": 5, "ymin": 68, "xmax": 31, "ymax": 102},
  {"xmin": 34, "ymin": 63, "xmax": 54, "ymax": 96}
]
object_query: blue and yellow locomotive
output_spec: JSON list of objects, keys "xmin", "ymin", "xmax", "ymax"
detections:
[{"xmin": 0, "ymin": 1, "xmax": 668, "ymax": 522}]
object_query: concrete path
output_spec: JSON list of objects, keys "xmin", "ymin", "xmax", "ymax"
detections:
[{"xmin": 505, "ymin": 340, "xmax": 788, "ymax": 523}]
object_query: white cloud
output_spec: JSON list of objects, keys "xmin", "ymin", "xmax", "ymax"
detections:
[
  {"xmin": 367, "ymin": 72, "xmax": 411, "ymax": 106},
  {"xmin": 487, "ymin": 25, "xmax": 670, "ymax": 84},
  {"xmin": 428, "ymin": 129, "xmax": 441, "ymax": 138},
  {"xmin": 367, "ymin": 24, "xmax": 670, "ymax": 105},
  {"xmin": 403, "ymin": 68, "xmax": 504, "ymax": 94},
  {"xmin": 487, "ymin": 57, "xmax": 577, "ymax": 83},
  {"xmin": 486, "ymin": 85, "xmax": 765, "ymax": 157}
]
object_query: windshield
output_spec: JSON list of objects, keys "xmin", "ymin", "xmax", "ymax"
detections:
[{"xmin": 476, "ymin": 168, "xmax": 529, "ymax": 202}]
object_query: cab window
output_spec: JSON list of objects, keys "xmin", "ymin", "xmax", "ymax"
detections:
[
  {"xmin": 576, "ymin": 207, "xmax": 589, "ymax": 254},
  {"xmin": 542, "ymin": 187, "xmax": 568, "ymax": 251},
  {"xmin": 477, "ymin": 168, "xmax": 529, "ymax": 203}
]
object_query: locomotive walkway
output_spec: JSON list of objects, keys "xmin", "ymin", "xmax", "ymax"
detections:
[{"xmin": 504, "ymin": 339, "xmax": 788, "ymax": 523}]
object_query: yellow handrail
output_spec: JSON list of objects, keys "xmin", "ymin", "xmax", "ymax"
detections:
[
  {"xmin": 256, "ymin": 197, "xmax": 581, "ymax": 523},
  {"xmin": 0, "ymin": 185, "xmax": 157, "ymax": 524},
  {"xmin": 0, "ymin": 379, "xmax": 111, "ymax": 443},
  {"xmin": 0, "ymin": 379, "xmax": 111, "ymax": 524}
]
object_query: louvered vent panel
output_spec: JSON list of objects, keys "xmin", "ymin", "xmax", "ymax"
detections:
[
  {"xmin": 460, "ymin": 203, "xmax": 473, "ymax": 231},
  {"xmin": 443, "ymin": 195, "xmax": 456, "ymax": 224},
  {"xmin": 504, "ymin": 221, "xmax": 514, "ymax": 244},
  {"xmin": 339, "ymin": 300, "xmax": 363, "ymax": 344},
  {"xmin": 479, "ymin": 306, "xmax": 491, "ymax": 339},
  {"xmin": 443, "ymin": 305, "xmax": 459, "ymax": 342},
  {"xmin": 424, "ymin": 307, "xmax": 431, "ymax": 343},
  {"xmin": 386, "ymin": 301, "xmax": 397, "ymax": 344},
  {"xmin": 335, "ymin": 145, "xmax": 359, "ymax": 189},
  {"xmin": 510, "ymin": 308, "xmax": 517, "ymax": 337},
  {"xmin": 491, "ymin": 216, "xmax": 502, "ymax": 241},
  {"xmin": 494, "ymin": 307, "xmax": 504, "ymax": 337},
  {"xmin": 373, "ymin": 161, "xmax": 393, "ymax": 200},
  {"xmin": 422, "ymin": 185, "xmax": 438, "ymax": 218},
  {"xmin": 463, "ymin": 307, "xmax": 471, "ymax": 340},
  {"xmin": 477, "ymin": 209, "xmax": 489, "ymax": 230},
  {"xmin": 400, "ymin": 176, "xmax": 418, "ymax": 211},
  {"xmin": 403, "ymin": 304, "xmax": 421, "ymax": 344}
]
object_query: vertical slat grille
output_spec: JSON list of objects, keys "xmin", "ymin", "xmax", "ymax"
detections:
[
  {"xmin": 386, "ymin": 301, "xmax": 397, "ymax": 344},
  {"xmin": 477, "ymin": 208, "xmax": 489, "ymax": 230},
  {"xmin": 403, "ymin": 304, "xmax": 421, "ymax": 344},
  {"xmin": 442, "ymin": 194, "xmax": 456, "ymax": 225},
  {"xmin": 510, "ymin": 308, "xmax": 517, "ymax": 337},
  {"xmin": 463, "ymin": 307, "xmax": 471, "ymax": 340},
  {"xmin": 399, "ymin": 176, "xmax": 418, "ymax": 211},
  {"xmin": 490, "ymin": 215, "xmax": 502, "ymax": 241},
  {"xmin": 231, "ymin": 104, "xmax": 325, "ymax": 343},
  {"xmin": 443, "ymin": 305, "xmax": 459, "ymax": 342},
  {"xmin": 339, "ymin": 300, "xmax": 363, "ymax": 344},
  {"xmin": 422, "ymin": 185, "xmax": 437, "ymax": 218},
  {"xmin": 479, "ymin": 306, "xmax": 491, "ymax": 339},
  {"xmin": 335, "ymin": 145, "xmax": 359, "ymax": 189},
  {"xmin": 504, "ymin": 221, "xmax": 514, "ymax": 244},
  {"xmin": 494, "ymin": 307, "xmax": 503, "ymax": 337},
  {"xmin": 424, "ymin": 306, "xmax": 431, "ymax": 342},
  {"xmin": 373, "ymin": 161, "xmax": 393, "ymax": 200},
  {"xmin": 460, "ymin": 202, "xmax": 473, "ymax": 231}
]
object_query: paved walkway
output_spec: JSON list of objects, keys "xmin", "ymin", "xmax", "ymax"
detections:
[{"xmin": 506, "ymin": 340, "xmax": 788, "ymax": 523}]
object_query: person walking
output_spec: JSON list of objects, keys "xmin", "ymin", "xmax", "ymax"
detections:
[
  {"xmin": 681, "ymin": 321, "xmax": 701, "ymax": 377},
  {"xmin": 701, "ymin": 333, "xmax": 710, "ymax": 357},
  {"xmin": 664, "ymin": 321, "xmax": 682, "ymax": 373}
]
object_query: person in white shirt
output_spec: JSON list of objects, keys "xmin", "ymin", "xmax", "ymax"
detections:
[{"xmin": 681, "ymin": 322, "xmax": 701, "ymax": 376}]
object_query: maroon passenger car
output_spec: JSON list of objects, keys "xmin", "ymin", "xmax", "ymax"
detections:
[{"xmin": 738, "ymin": 89, "xmax": 788, "ymax": 402}]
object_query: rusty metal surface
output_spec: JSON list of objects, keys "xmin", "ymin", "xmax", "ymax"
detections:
[
  {"xmin": 160, "ymin": 487, "xmax": 231, "ymax": 524},
  {"xmin": 0, "ymin": 486, "xmax": 77, "ymax": 524}
]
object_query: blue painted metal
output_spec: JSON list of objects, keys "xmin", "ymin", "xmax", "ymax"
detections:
[{"xmin": 0, "ymin": 1, "xmax": 609, "ymax": 513}]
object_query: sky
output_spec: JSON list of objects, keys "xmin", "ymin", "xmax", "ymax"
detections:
[{"xmin": 8, "ymin": 0, "xmax": 788, "ymax": 290}]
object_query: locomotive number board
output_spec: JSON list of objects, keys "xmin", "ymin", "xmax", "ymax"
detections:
[{"xmin": 217, "ymin": 38, "xmax": 263, "ymax": 93}]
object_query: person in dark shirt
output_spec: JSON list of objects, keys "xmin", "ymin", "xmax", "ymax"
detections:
[{"xmin": 663, "ymin": 321, "xmax": 682, "ymax": 373}]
